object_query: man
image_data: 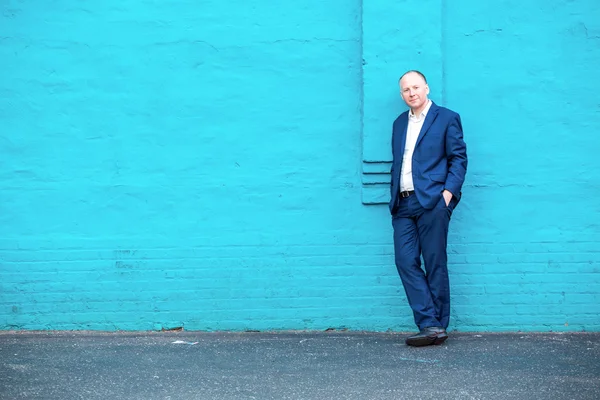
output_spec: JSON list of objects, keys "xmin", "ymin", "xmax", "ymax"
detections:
[{"xmin": 390, "ymin": 70, "xmax": 467, "ymax": 346}]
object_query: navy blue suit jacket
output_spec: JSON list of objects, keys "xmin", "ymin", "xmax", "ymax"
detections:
[{"xmin": 390, "ymin": 102, "xmax": 467, "ymax": 213}]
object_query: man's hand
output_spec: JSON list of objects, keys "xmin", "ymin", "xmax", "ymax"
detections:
[{"xmin": 443, "ymin": 190, "xmax": 453, "ymax": 206}]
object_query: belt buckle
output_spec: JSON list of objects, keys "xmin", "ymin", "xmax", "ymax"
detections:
[{"xmin": 400, "ymin": 191, "xmax": 410, "ymax": 198}]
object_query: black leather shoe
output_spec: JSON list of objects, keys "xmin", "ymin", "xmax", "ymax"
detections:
[{"xmin": 405, "ymin": 327, "xmax": 448, "ymax": 347}]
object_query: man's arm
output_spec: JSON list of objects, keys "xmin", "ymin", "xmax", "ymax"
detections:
[
  {"xmin": 443, "ymin": 113, "xmax": 468, "ymax": 202},
  {"xmin": 390, "ymin": 122, "xmax": 396, "ymax": 197}
]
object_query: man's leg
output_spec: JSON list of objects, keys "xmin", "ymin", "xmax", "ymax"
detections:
[
  {"xmin": 416, "ymin": 196, "xmax": 453, "ymax": 329},
  {"xmin": 392, "ymin": 196, "xmax": 441, "ymax": 329}
]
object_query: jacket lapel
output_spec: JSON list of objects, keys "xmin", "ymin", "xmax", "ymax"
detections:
[{"xmin": 415, "ymin": 102, "xmax": 440, "ymax": 148}]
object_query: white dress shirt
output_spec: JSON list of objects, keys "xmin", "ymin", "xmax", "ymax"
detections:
[{"xmin": 400, "ymin": 100, "xmax": 432, "ymax": 192}]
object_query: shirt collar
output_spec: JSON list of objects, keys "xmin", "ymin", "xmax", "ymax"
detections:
[{"xmin": 409, "ymin": 100, "xmax": 432, "ymax": 121}]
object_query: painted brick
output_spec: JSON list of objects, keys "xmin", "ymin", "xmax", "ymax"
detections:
[{"xmin": 1, "ymin": 0, "xmax": 600, "ymax": 332}]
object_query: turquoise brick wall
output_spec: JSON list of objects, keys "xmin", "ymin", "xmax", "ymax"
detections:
[{"xmin": 1, "ymin": 0, "xmax": 599, "ymax": 331}]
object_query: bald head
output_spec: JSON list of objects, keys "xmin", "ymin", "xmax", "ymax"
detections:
[{"xmin": 399, "ymin": 70, "xmax": 427, "ymax": 84}]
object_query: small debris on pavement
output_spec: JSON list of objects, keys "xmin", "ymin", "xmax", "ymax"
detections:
[{"xmin": 171, "ymin": 340, "xmax": 198, "ymax": 345}]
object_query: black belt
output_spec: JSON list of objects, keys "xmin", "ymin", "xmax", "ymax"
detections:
[{"xmin": 399, "ymin": 190, "xmax": 414, "ymax": 198}]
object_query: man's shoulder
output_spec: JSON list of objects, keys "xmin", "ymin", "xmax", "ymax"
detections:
[
  {"xmin": 433, "ymin": 103, "xmax": 460, "ymax": 119},
  {"xmin": 393, "ymin": 111, "xmax": 409, "ymax": 125}
]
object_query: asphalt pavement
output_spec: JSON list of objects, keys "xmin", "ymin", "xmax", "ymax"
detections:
[{"xmin": 1, "ymin": 331, "xmax": 599, "ymax": 399}]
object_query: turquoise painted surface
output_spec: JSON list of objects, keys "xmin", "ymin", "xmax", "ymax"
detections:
[{"xmin": 1, "ymin": 0, "xmax": 599, "ymax": 331}]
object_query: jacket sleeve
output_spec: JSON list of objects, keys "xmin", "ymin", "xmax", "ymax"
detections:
[
  {"xmin": 444, "ymin": 113, "xmax": 468, "ymax": 197},
  {"xmin": 390, "ymin": 122, "xmax": 396, "ymax": 197}
]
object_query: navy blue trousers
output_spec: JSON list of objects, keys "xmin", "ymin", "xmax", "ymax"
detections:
[{"xmin": 392, "ymin": 193, "xmax": 456, "ymax": 330}]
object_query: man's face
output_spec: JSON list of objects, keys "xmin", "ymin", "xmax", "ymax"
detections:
[{"xmin": 399, "ymin": 72, "xmax": 430, "ymax": 110}]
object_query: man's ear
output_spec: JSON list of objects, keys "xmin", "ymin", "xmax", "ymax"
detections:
[{"xmin": 425, "ymin": 85, "xmax": 430, "ymax": 95}]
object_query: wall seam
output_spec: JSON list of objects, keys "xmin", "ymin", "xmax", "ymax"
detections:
[{"xmin": 441, "ymin": 0, "xmax": 447, "ymax": 105}]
